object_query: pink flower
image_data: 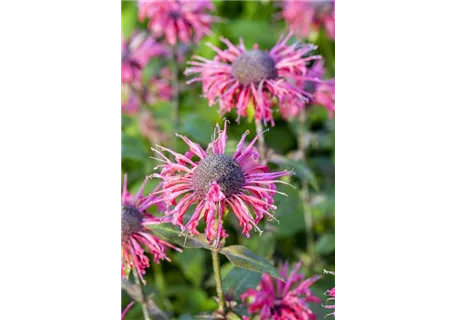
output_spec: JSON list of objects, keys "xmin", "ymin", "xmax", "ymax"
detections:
[
  {"xmin": 139, "ymin": 110, "xmax": 170, "ymax": 144},
  {"xmin": 147, "ymin": 67, "xmax": 173, "ymax": 104},
  {"xmin": 121, "ymin": 174, "xmax": 181, "ymax": 284},
  {"xmin": 138, "ymin": 0, "xmax": 216, "ymax": 46},
  {"xmin": 281, "ymin": 1, "xmax": 335, "ymax": 40},
  {"xmin": 185, "ymin": 34, "xmax": 321, "ymax": 125},
  {"xmin": 121, "ymin": 67, "xmax": 173, "ymax": 116},
  {"xmin": 241, "ymin": 261, "xmax": 320, "ymax": 320},
  {"xmin": 150, "ymin": 120, "xmax": 292, "ymax": 247},
  {"xmin": 121, "ymin": 301, "xmax": 135, "ymax": 320},
  {"xmin": 278, "ymin": 59, "xmax": 335, "ymax": 118},
  {"xmin": 121, "ymin": 31, "xmax": 167, "ymax": 84},
  {"xmin": 323, "ymin": 270, "xmax": 335, "ymax": 317}
]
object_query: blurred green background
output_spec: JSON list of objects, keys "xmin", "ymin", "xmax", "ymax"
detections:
[{"xmin": 122, "ymin": 1, "xmax": 335, "ymax": 319}]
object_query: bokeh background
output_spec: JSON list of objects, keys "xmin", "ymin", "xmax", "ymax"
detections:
[{"xmin": 122, "ymin": 1, "xmax": 335, "ymax": 319}]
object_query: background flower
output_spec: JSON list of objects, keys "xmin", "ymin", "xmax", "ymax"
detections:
[
  {"xmin": 281, "ymin": 0, "xmax": 335, "ymax": 40},
  {"xmin": 138, "ymin": 0, "xmax": 217, "ymax": 45},
  {"xmin": 241, "ymin": 261, "xmax": 321, "ymax": 320}
]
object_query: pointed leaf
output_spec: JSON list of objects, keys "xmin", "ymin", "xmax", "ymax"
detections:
[
  {"xmin": 148, "ymin": 224, "xmax": 210, "ymax": 249},
  {"xmin": 220, "ymin": 245, "xmax": 284, "ymax": 281}
]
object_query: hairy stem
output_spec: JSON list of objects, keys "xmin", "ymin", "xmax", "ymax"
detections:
[
  {"xmin": 211, "ymin": 248, "xmax": 225, "ymax": 314},
  {"xmin": 297, "ymin": 109, "xmax": 316, "ymax": 266},
  {"xmin": 170, "ymin": 46, "xmax": 180, "ymax": 132},
  {"xmin": 255, "ymin": 118, "xmax": 266, "ymax": 164},
  {"xmin": 132, "ymin": 270, "xmax": 152, "ymax": 320}
]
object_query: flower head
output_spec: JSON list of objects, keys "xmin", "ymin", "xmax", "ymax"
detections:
[
  {"xmin": 121, "ymin": 31, "xmax": 167, "ymax": 84},
  {"xmin": 323, "ymin": 270, "xmax": 335, "ymax": 317},
  {"xmin": 121, "ymin": 174, "xmax": 181, "ymax": 283},
  {"xmin": 241, "ymin": 261, "xmax": 320, "ymax": 320},
  {"xmin": 138, "ymin": 0, "xmax": 216, "ymax": 46},
  {"xmin": 281, "ymin": 0, "xmax": 335, "ymax": 40},
  {"xmin": 121, "ymin": 66, "xmax": 173, "ymax": 116},
  {"xmin": 185, "ymin": 34, "xmax": 321, "ymax": 125},
  {"xmin": 282, "ymin": 60, "xmax": 335, "ymax": 118},
  {"xmin": 150, "ymin": 120, "xmax": 292, "ymax": 247},
  {"xmin": 121, "ymin": 301, "xmax": 135, "ymax": 320}
]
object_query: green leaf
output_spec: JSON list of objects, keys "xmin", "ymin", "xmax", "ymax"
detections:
[
  {"xmin": 148, "ymin": 224, "xmax": 210, "ymax": 249},
  {"xmin": 222, "ymin": 267, "xmax": 261, "ymax": 298},
  {"xmin": 274, "ymin": 186, "xmax": 306, "ymax": 237},
  {"xmin": 121, "ymin": 133, "xmax": 147, "ymax": 162},
  {"xmin": 220, "ymin": 245, "xmax": 284, "ymax": 281},
  {"xmin": 174, "ymin": 249, "xmax": 206, "ymax": 287},
  {"xmin": 315, "ymin": 233, "xmax": 335, "ymax": 255}
]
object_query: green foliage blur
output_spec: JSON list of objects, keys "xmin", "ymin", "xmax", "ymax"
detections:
[{"xmin": 122, "ymin": 1, "xmax": 335, "ymax": 319}]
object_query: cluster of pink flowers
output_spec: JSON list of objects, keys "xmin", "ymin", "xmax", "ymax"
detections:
[
  {"xmin": 185, "ymin": 33, "xmax": 322, "ymax": 125},
  {"xmin": 121, "ymin": 174, "xmax": 181, "ymax": 284},
  {"xmin": 138, "ymin": 0, "xmax": 217, "ymax": 46},
  {"xmin": 150, "ymin": 120, "xmax": 292, "ymax": 247},
  {"xmin": 281, "ymin": 0, "xmax": 335, "ymax": 39},
  {"xmin": 120, "ymin": 2, "xmax": 335, "ymax": 318},
  {"xmin": 241, "ymin": 261, "xmax": 321, "ymax": 320}
]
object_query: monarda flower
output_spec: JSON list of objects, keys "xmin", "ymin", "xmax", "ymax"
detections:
[
  {"xmin": 121, "ymin": 174, "xmax": 181, "ymax": 283},
  {"xmin": 280, "ymin": 60, "xmax": 334, "ymax": 118},
  {"xmin": 241, "ymin": 261, "xmax": 320, "ymax": 320},
  {"xmin": 121, "ymin": 31, "xmax": 167, "ymax": 84},
  {"xmin": 323, "ymin": 270, "xmax": 335, "ymax": 317},
  {"xmin": 121, "ymin": 67, "xmax": 173, "ymax": 116},
  {"xmin": 121, "ymin": 301, "xmax": 135, "ymax": 320},
  {"xmin": 150, "ymin": 120, "xmax": 292, "ymax": 247},
  {"xmin": 281, "ymin": 0, "xmax": 335, "ymax": 40},
  {"xmin": 185, "ymin": 34, "xmax": 320, "ymax": 125},
  {"xmin": 138, "ymin": 0, "xmax": 216, "ymax": 46}
]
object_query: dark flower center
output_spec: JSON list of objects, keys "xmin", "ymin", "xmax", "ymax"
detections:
[
  {"xmin": 232, "ymin": 50, "xmax": 277, "ymax": 85},
  {"xmin": 192, "ymin": 154, "xmax": 245, "ymax": 198},
  {"xmin": 313, "ymin": 1, "xmax": 333, "ymax": 16},
  {"xmin": 304, "ymin": 80, "xmax": 317, "ymax": 94},
  {"xmin": 121, "ymin": 206, "xmax": 143, "ymax": 243}
]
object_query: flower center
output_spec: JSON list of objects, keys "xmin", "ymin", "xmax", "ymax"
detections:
[
  {"xmin": 192, "ymin": 154, "xmax": 245, "ymax": 198},
  {"xmin": 232, "ymin": 50, "xmax": 277, "ymax": 85},
  {"xmin": 313, "ymin": 1, "xmax": 333, "ymax": 16},
  {"xmin": 121, "ymin": 206, "xmax": 143, "ymax": 243}
]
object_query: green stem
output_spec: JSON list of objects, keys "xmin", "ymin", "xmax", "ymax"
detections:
[
  {"xmin": 297, "ymin": 109, "xmax": 316, "ymax": 266},
  {"xmin": 170, "ymin": 46, "xmax": 180, "ymax": 132},
  {"xmin": 211, "ymin": 248, "xmax": 225, "ymax": 314},
  {"xmin": 132, "ymin": 270, "xmax": 152, "ymax": 320},
  {"xmin": 255, "ymin": 118, "xmax": 266, "ymax": 164}
]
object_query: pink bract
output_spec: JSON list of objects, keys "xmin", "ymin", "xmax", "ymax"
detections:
[
  {"xmin": 150, "ymin": 120, "xmax": 292, "ymax": 247},
  {"xmin": 323, "ymin": 270, "xmax": 335, "ymax": 317},
  {"xmin": 121, "ymin": 174, "xmax": 181, "ymax": 284},
  {"xmin": 241, "ymin": 261, "xmax": 320, "ymax": 320},
  {"xmin": 185, "ymin": 34, "xmax": 321, "ymax": 125},
  {"xmin": 281, "ymin": 0, "xmax": 335, "ymax": 40},
  {"xmin": 138, "ymin": 0, "xmax": 216, "ymax": 46},
  {"xmin": 121, "ymin": 31, "xmax": 167, "ymax": 84}
]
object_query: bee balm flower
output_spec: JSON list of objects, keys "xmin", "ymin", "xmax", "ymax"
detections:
[
  {"xmin": 121, "ymin": 174, "xmax": 181, "ymax": 284},
  {"xmin": 138, "ymin": 0, "xmax": 216, "ymax": 46},
  {"xmin": 281, "ymin": 0, "xmax": 335, "ymax": 40},
  {"xmin": 241, "ymin": 261, "xmax": 320, "ymax": 320},
  {"xmin": 185, "ymin": 34, "xmax": 320, "ymax": 125},
  {"xmin": 150, "ymin": 120, "xmax": 292, "ymax": 247},
  {"xmin": 323, "ymin": 270, "xmax": 335, "ymax": 317}
]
